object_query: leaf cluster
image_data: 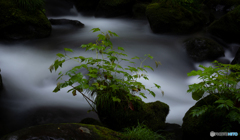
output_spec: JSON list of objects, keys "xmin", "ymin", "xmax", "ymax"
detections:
[
  {"xmin": 49, "ymin": 28, "xmax": 162, "ymax": 114},
  {"xmin": 187, "ymin": 60, "xmax": 240, "ymax": 131}
]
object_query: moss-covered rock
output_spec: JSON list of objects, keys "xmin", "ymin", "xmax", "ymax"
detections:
[
  {"xmin": 80, "ymin": 118, "xmax": 105, "ymax": 127},
  {"xmin": 146, "ymin": 2, "xmax": 208, "ymax": 34},
  {"xmin": 207, "ymin": 5, "xmax": 240, "ymax": 43},
  {"xmin": 0, "ymin": 123, "xmax": 128, "ymax": 140},
  {"xmin": 95, "ymin": 0, "xmax": 135, "ymax": 17},
  {"xmin": 182, "ymin": 94, "xmax": 240, "ymax": 140},
  {"xmin": 184, "ymin": 37, "xmax": 225, "ymax": 62},
  {"xmin": 0, "ymin": 0, "xmax": 51, "ymax": 40},
  {"xmin": 95, "ymin": 89, "xmax": 169, "ymax": 132}
]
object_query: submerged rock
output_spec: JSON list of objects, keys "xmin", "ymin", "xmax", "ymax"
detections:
[
  {"xmin": 184, "ymin": 37, "xmax": 224, "ymax": 62},
  {"xmin": 0, "ymin": 0, "xmax": 51, "ymax": 40},
  {"xmin": 49, "ymin": 19, "xmax": 84, "ymax": 27},
  {"xmin": 0, "ymin": 123, "xmax": 128, "ymax": 140}
]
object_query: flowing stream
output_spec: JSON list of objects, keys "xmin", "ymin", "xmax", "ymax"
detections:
[{"xmin": 0, "ymin": 6, "xmax": 238, "ymax": 135}]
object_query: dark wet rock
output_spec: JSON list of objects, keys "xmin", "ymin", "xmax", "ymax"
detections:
[
  {"xmin": 184, "ymin": 37, "xmax": 225, "ymax": 62},
  {"xmin": 231, "ymin": 47, "xmax": 240, "ymax": 65},
  {"xmin": 207, "ymin": 5, "xmax": 240, "ymax": 43},
  {"xmin": 146, "ymin": 2, "xmax": 209, "ymax": 34},
  {"xmin": 158, "ymin": 123, "xmax": 182, "ymax": 140},
  {"xmin": 80, "ymin": 118, "xmax": 104, "ymax": 127},
  {"xmin": 204, "ymin": 0, "xmax": 240, "ymax": 10},
  {"xmin": 95, "ymin": 89, "xmax": 169, "ymax": 132},
  {"xmin": 132, "ymin": 3, "xmax": 149, "ymax": 19},
  {"xmin": 0, "ymin": 69, "xmax": 3, "ymax": 90},
  {"xmin": 0, "ymin": 123, "xmax": 128, "ymax": 140},
  {"xmin": 95, "ymin": 0, "xmax": 135, "ymax": 17},
  {"xmin": 216, "ymin": 58, "xmax": 230, "ymax": 64},
  {"xmin": 48, "ymin": 19, "xmax": 84, "ymax": 27},
  {"xmin": 45, "ymin": 0, "xmax": 75, "ymax": 16},
  {"xmin": 182, "ymin": 93, "xmax": 240, "ymax": 140},
  {"xmin": 0, "ymin": 0, "xmax": 51, "ymax": 40},
  {"xmin": 73, "ymin": 0, "xmax": 100, "ymax": 12}
]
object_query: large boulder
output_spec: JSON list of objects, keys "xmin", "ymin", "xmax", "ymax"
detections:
[
  {"xmin": 95, "ymin": 89, "xmax": 169, "ymax": 132},
  {"xmin": 182, "ymin": 94, "xmax": 240, "ymax": 140},
  {"xmin": 207, "ymin": 5, "xmax": 240, "ymax": 43},
  {"xmin": 95, "ymin": 0, "xmax": 135, "ymax": 17},
  {"xmin": 146, "ymin": 2, "xmax": 209, "ymax": 34},
  {"xmin": 0, "ymin": 0, "xmax": 52, "ymax": 40},
  {"xmin": 184, "ymin": 37, "xmax": 225, "ymax": 62},
  {"xmin": 0, "ymin": 123, "xmax": 128, "ymax": 140}
]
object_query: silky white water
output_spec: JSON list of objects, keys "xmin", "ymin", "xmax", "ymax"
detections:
[{"xmin": 0, "ymin": 6, "xmax": 237, "ymax": 134}]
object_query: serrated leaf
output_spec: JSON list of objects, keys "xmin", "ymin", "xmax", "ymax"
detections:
[
  {"xmin": 91, "ymin": 28, "xmax": 100, "ymax": 33},
  {"xmin": 98, "ymin": 34, "xmax": 105, "ymax": 41},
  {"xmin": 144, "ymin": 65, "xmax": 154, "ymax": 71},
  {"xmin": 154, "ymin": 83, "xmax": 161, "ymax": 89},
  {"xmin": 64, "ymin": 48, "xmax": 73, "ymax": 52},
  {"xmin": 118, "ymin": 47, "xmax": 124, "ymax": 51},
  {"xmin": 131, "ymin": 56, "xmax": 140, "ymax": 59},
  {"xmin": 139, "ymin": 92, "xmax": 147, "ymax": 98},
  {"xmin": 56, "ymin": 53, "xmax": 65, "ymax": 58}
]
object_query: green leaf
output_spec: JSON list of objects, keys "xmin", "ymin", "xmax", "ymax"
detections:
[
  {"xmin": 112, "ymin": 96, "xmax": 121, "ymax": 103},
  {"xmin": 118, "ymin": 47, "xmax": 124, "ymax": 51},
  {"xmin": 192, "ymin": 89, "xmax": 204, "ymax": 101},
  {"xmin": 72, "ymin": 90, "xmax": 77, "ymax": 96},
  {"xmin": 91, "ymin": 28, "xmax": 100, "ymax": 33},
  {"xmin": 56, "ymin": 53, "xmax": 65, "ymax": 58},
  {"xmin": 139, "ymin": 92, "xmax": 147, "ymax": 98},
  {"xmin": 144, "ymin": 65, "xmax": 154, "ymax": 71},
  {"xmin": 97, "ymin": 34, "xmax": 105, "ymax": 41},
  {"xmin": 154, "ymin": 83, "xmax": 161, "ymax": 89},
  {"xmin": 49, "ymin": 64, "xmax": 54, "ymax": 73},
  {"xmin": 64, "ymin": 48, "xmax": 73, "ymax": 52},
  {"xmin": 131, "ymin": 56, "xmax": 140, "ymax": 59},
  {"xmin": 190, "ymin": 105, "xmax": 209, "ymax": 117},
  {"xmin": 108, "ymin": 30, "xmax": 118, "ymax": 37}
]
